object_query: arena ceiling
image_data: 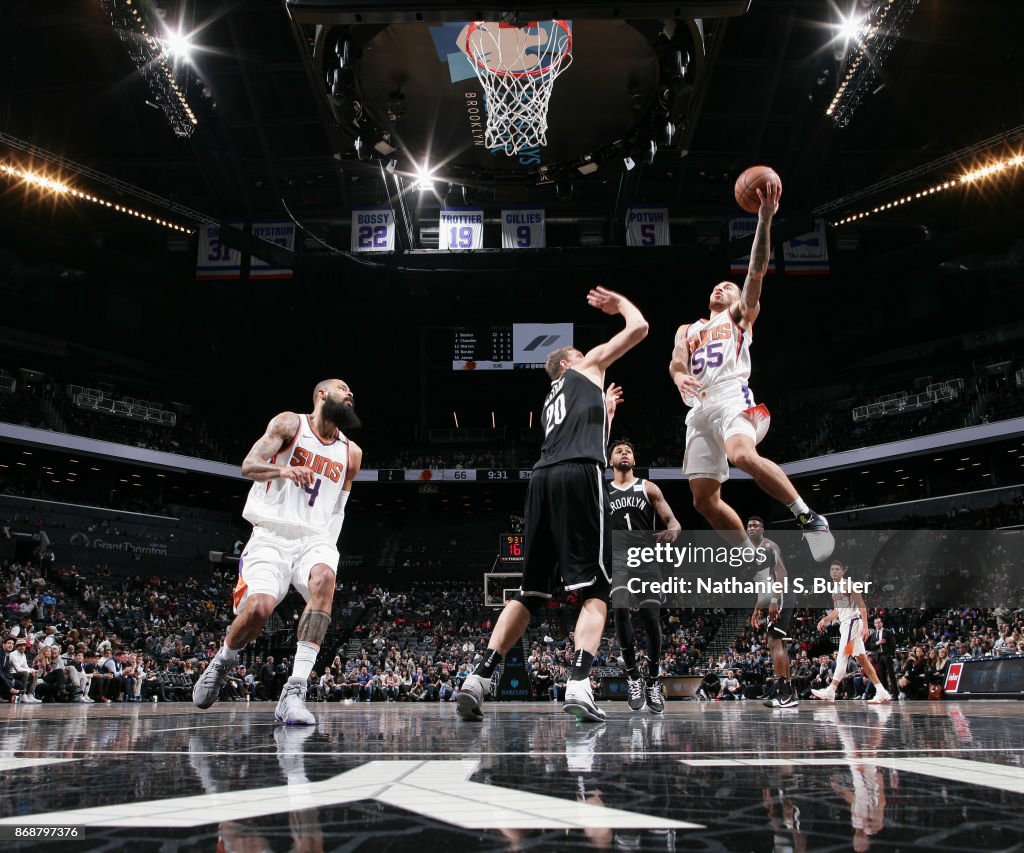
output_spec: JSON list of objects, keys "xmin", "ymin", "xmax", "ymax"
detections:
[{"xmin": 2, "ymin": 0, "xmax": 1021, "ymax": 263}]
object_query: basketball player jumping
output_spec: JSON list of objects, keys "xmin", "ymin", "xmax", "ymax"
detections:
[
  {"xmin": 458, "ymin": 286, "xmax": 649, "ymax": 723},
  {"xmin": 193, "ymin": 380, "xmax": 363, "ymax": 725},
  {"xmin": 669, "ymin": 180, "xmax": 834, "ymax": 563},
  {"xmin": 746, "ymin": 515, "xmax": 798, "ymax": 709},
  {"xmin": 606, "ymin": 438, "xmax": 681, "ymax": 715},
  {"xmin": 811, "ymin": 560, "xmax": 891, "ymax": 704}
]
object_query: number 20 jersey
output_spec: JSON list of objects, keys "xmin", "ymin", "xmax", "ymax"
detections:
[
  {"xmin": 683, "ymin": 310, "xmax": 752, "ymax": 402},
  {"xmin": 535, "ymin": 369, "xmax": 608, "ymax": 469},
  {"xmin": 242, "ymin": 414, "xmax": 351, "ymax": 538}
]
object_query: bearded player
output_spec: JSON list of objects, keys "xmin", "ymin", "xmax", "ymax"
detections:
[{"xmin": 193, "ymin": 379, "xmax": 362, "ymax": 725}]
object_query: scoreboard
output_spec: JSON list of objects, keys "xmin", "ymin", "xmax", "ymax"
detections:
[
  {"xmin": 452, "ymin": 323, "xmax": 573, "ymax": 371},
  {"xmin": 452, "ymin": 325, "xmax": 513, "ymax": 370},
  {"xmin": 499, "ymin": 533, "xmax": 525, "ymax": 563}
]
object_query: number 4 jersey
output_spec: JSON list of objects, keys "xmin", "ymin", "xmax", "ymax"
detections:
[
  {"xmin": 683, "ymin": 310, "xmax": 752, "ymax": 398},
  {"xmin": 535, "ymin": 369, "xmax": 608, "ymax": 469},
  {"xmin": 243, "ymin": 414, "xmax": 351, "ymax": 539}
]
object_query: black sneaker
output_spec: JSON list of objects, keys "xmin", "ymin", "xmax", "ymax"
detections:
[
  {"xmin": 645, "ymin": 678, "xmax": 665, "ymax": 715},
  {"xmin": 766, "ymin": 692, "xmax": 799, "ymax": 709},
  {"xmin": 626, "ymin": 673, "xmax": 646, "ymax": 712},
  {"xmin": 797, "ymin": 511, "xmax": 835, "ymax": 562}
]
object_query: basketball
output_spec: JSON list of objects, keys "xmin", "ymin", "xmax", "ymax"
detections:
[{"xmin": 735, "ymin": 165, "xmax": 782, "ymax": 214}]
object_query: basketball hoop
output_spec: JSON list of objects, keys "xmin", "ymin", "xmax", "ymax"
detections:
[{"xmin": 464, "ymin": 20, "xmax": 573, "ymax": 156}]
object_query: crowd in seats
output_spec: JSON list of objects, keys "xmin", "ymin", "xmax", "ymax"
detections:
[{"xmin": 3, "ymin": 492, "xmax": 1022, "ymax": 704}]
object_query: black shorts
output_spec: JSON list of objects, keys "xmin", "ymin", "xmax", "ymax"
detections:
[
  {"xmin": 611, "ymin": 531, "xmax": 664, "ymax": 610},
  {"xmin": 519, "ymin": 461, "xmax": 611, "ymax": 601},
  {"xmin": 767, "ymin": 589, "xmax": 793, "ymax": 636}
]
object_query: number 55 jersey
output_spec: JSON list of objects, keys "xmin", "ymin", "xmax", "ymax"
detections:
[{"xmin": 681, "ymin": 311, "xmax": 771, "ymax": 483}]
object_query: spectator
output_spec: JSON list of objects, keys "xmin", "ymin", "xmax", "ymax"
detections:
[
  {"xmin": 1, "ymin": 637, "xmax": 24, "ymax": 702},
  {"xmin": 9, "ymin": 637, "xmax": 40, "ymax": 702},
  {"xmin": 898, "ymin": 647, "xmax": 930, "ymax": 700},
  {"xmin": 720, "ymin": 669, "xmax": 743, "ymax": 701}
]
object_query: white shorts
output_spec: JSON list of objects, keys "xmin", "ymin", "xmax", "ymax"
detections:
[
  {"xmin": 683, "ymin": 383, "xmax": 770, "ymax": 483},
  {"xmin": 838, "ymin": 619, "xmax": 867, "ymax": 658},
  {"xmin": 233, "ymin": 524, "xmax": 339, "ymax": 614}
]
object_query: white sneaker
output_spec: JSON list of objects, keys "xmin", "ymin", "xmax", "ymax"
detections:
[
  {"xmin": 811, "ymin": 687, "xmax": 836, "ymax": 702},
  {"xmin": 23, "ymin": 695, "xmax": 43, "ymax": 704},
  {"xmin": 275, "ymin": 677, "xmax": 315, "ymax": 726},
  {"xmin": 456, "ymin": 673, "xmax": 489, "ymax": 721},
  {"xmin": 563, "ymin": 678, "xmax": 606, "ymax": 722},
  {"xmin": 867, "ymin": 688, "xmax": 892, "ymax": 705}
]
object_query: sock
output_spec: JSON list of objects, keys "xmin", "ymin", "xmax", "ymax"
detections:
[
  {"xmin": 787, "ymin": 497, "xmax": 810, "ymax": 518},
  {"xmin": 779, "ymin": 677, "xmax": 791, "ymax": 695},
  {"xmin": 475, "ymin": 648, "xmax": 503, "ymax": 679},
  {"xmin": 571, "ymin": 649, "xmax": 595, "ymax": 682},
  {"xmin": 217, "ymin": 643, "xmax": 239, "ymax": 664},
  {"xmin": 290, "ymin": 641, "xmax": 319, "ymax": 682}
]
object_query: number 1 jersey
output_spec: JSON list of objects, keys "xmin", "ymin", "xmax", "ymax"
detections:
[{"xmin": 242, "ymin": 414, "xmax": 351, "ymax": 538}]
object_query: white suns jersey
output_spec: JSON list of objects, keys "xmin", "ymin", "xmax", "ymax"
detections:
[
  {"xmin": 242, "ymin": 414, "xmax": 350, "ymax": 539},
  {"xmin": 834, "ymin": 590, "xmax": 860, "ymax": 624},
  {"xmin": 682, "ymin": 310, "xmax": 752, "ymax": 396}
]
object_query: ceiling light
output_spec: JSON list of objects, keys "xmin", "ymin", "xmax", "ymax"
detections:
[{"xmin": 415, "ymin": 164, "xmax": 434, "ymax": 191}]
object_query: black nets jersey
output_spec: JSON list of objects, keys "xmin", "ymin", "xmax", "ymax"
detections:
[
  {"xmin": 535, "ymin": 369, "xmax": 608, "ymax": 469},
  {"xmin": 607, "ymin": 479, "xmax": 655, "ymax": 531}
]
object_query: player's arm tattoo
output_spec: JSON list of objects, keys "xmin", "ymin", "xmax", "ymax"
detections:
[
  {"xmin": 741, "ymin": 215, "xmax": 772, "ymax": 309},
  {"xmin": 241, "ymin": 412, "xmax": 299, "ymax": 480},
  {"xmin": 297, "ymin": 609, "xmax": 332, "ymax": 645}
]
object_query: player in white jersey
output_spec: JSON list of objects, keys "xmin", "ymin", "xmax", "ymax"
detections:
[
  {"xmin": 193, "ymin": 379, "xmax": 363, "ymax": 725},
  {"xmin": 668, "ymin": 179, "xmax": 835, "ymax": 563},
  {"xmin": 811, "ymin": 561, "xmax": 891, "ymax": 704}
]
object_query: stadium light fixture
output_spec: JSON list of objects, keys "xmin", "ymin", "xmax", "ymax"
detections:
[
  {"xmin": 826, "ymin": 0, "xmax": 920, "ymax": 128},
  {"xmin": 415, "ymin": 164, "xmax": 434, "ymax": 191},
  {"xmin": 0, "ymin": 160, "xmax": 192, "ymax": 232},
  {"xmin": 830, "ymin": 151, "xmax": 1024, "ymax": 226}
]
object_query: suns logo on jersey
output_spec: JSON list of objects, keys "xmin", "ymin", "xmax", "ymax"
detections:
[
  {"xmin": 291, "ymin": 446, "xmax": 345, "ymax": 482},
  {"xmin": 687, "ymin": 322, "xmax": 734, "ymax": 355}
]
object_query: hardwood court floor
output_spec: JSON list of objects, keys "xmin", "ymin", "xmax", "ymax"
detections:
[{"xmin": 1, "ymin": 699, "xmax": 1022, "ymax": 850}]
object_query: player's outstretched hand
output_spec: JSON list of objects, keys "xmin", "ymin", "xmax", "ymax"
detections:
[
  {"xmin": 605, "ymin": 383, "xmax": 623, "ymax": 418},
  {"xmin": 750, "ymin": 608, "xmax": 762, "ymax": 629},
  {"xmin": 654, "ymin": 528, "xmax": 680, "ymax": 544},
  {"xmin": 587, "ymin": 286, "xmax": 624, "ymax": 315},
  {"xmin": 280, "ymin": 465, "xmax": 317, "ymax": 488},
  {"xmin": 755, "ymin": 180, "xmax": 781, "ymax": 218}
]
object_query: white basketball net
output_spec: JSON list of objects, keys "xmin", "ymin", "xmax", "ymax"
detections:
[{"xmin": 464, "ymin": 21, "xmax": 573, "ymax": 156}]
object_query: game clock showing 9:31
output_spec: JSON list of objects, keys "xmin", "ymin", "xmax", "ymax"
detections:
[{"xmin": 500, "ymin": 533, "xmax": 525, "ymax": 563}]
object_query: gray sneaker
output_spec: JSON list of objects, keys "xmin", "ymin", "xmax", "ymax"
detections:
[
  {"xmin": 626, "ymin": 673, "xmax": 646, "ymax": 712},
  {"xmin": 456, "ymin": 673, "xmax": 489, "ymax": 721},
  {"xmin": 797, "ymin": 511, "xmax": 835, "ymax": 563},
  {"xmin": 275, "ymin": 677, "xmax": 315, "ymax": 725},
  {"xmin": 192, "ymin": 657, "xmax": 231, "ymax": 710}
]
